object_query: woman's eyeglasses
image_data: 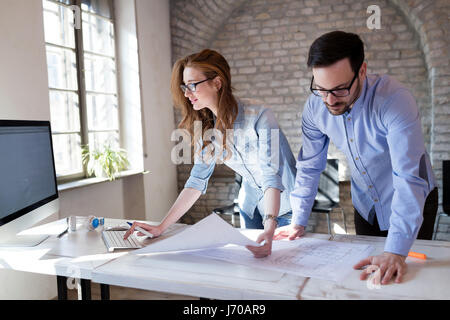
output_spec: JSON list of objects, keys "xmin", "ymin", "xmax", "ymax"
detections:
[{"xmin": 180, "ymin": 78, "xmax": 212, "ymax": 93}]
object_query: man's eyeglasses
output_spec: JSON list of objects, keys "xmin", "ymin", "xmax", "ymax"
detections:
[
  {"xmin": 310, "ymin": 69, "xmax": 359, "ymax": 98},
  {"xmin": 180, "ymin": 78, "xmax": 212, "ymax": 93}
]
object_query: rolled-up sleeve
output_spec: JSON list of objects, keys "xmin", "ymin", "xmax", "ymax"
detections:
[
  {"xmin": 184, "ymin": 145, "xmax": 216, "ymax": 194},
  {"xmin": 255, "ymin": 108, "xmax": 285, "ymax": 193}
]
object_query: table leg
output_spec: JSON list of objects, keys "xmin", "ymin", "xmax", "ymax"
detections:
[
  {"xmin": 77, "ymin": 279, "xmax": 91, "ymax": 300},
  {"xmin": 100, "ymin": 283, "xmax": 110, "ymax": 300},
  {"xmin": 57, "ymin": 276, "xmax": 68, "ymax": 300}
]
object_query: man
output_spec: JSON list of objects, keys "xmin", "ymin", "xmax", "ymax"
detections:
[{"xmin": 279, "ymin": 31, "xmax": 438, "ymax": 285}]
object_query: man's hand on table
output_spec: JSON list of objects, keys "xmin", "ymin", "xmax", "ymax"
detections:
[
  {"xmin": 273, "ymin": 224, "xmax": 305, "ymax": 240},
  {"xmin": 353, "ymin": 252, "xmax": 407, "ymax": 285}
]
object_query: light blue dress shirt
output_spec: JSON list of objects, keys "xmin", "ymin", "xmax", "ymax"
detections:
[
  {"xmin": 290, "ymin": 74, "xmax": 436, "ymax": 256},
  {"xmin": 185, "ymin": 99, "xmax": 297, "ymax": 218}
]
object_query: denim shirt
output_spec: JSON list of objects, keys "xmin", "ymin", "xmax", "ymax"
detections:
[
  {"xmin": 290, "ymin": 74, "xmax": 436, "ymax": 256},
  {"xmin": 184, "ymin": 99, "xmax": 297, "ymax": 218}
]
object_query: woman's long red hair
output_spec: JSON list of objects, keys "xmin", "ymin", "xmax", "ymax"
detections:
[{"xmin": 170, "ymin": 49, "xmax": 238, "ymax": 160}]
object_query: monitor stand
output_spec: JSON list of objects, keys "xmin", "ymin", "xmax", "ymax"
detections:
[{"xmin": 0, "ymin": 234, "xmax": 50, "ymax": 247}]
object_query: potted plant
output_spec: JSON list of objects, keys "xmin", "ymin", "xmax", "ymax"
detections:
[{"xmin": 81, "ymin": 144, "xmax": 130, "ymax": 181}]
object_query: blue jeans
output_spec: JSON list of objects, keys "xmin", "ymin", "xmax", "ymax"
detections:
[{"xmin": 239, "ymin": 207, "xmax": 292, "ymax": 229}]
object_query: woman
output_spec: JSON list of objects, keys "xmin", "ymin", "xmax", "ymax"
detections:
[{"xmin": 125, "ymin": 49, "xmax": 297, "ymax": 258}]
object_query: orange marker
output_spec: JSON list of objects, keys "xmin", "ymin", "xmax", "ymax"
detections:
[{"xmin": 408, "ymin": 251, "xmax": 427, "ymax": 260}]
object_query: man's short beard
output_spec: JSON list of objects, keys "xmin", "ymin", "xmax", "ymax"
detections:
[
  {"xmin": 325, "ymin": 78, "xmax": 361, "ymax": 116},
  {"xmin": 325, "ymin": 102, "xmax": 351, "ymax": 115}
]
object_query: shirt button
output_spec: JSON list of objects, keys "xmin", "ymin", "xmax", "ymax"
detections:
[
  {"xmin": 368, "ymin": 185, "xmax": 373, "ymax": 189},
  {"xmin": 374, "ymin": 199, "xmax": 379, "ymax": 202},
  {"xmin": 350, "ymin": 139, "xmax": 354, "ymax": 142},
  {"xmin": 348, "ymin": 117, "xmax": 351, "ymax": 121},
  {"xmin": 362, "ymin": 171, "xmax": 366, "ymax": 175},
  {"xmin": 355, "ymin": 157, "xmax": 359, "ymax": 161}
]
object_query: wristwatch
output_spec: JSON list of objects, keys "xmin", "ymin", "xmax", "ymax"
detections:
[{"xmin": 263, "ymin": 214, "xmax": 279, "ymax": 226}]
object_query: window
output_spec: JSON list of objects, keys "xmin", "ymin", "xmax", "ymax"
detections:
[{"xmin": 43, "ymin": 0, "xmax": 119, "ymax": 182}]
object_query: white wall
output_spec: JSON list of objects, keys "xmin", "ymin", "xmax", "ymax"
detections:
[
  {"xmin": 0, "ymin": 0, "xmax": 50, "ymax": 120},
  {"xmin": 135, "ymin": 0, "xmax": 178, "ymax": 222},
  {"xmin": 0, "ymin": 0, "xmax": 57, "ymax": 300}
]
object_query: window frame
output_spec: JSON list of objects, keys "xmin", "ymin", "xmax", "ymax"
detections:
[{"xmin": 44, "ymin": 0, "xmax": 121, "ymax": 184}]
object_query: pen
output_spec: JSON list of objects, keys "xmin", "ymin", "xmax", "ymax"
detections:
[
  {"xmin": 127, "ymin": 222, "xmax": 154, "ymax": 238},
  {"xmin": 408, "ymin": 251, "xmax": 427, "ymax": 260},
  {"xmin": 57, "ymin": 228, "xmax": 68, "ymax": 239}
]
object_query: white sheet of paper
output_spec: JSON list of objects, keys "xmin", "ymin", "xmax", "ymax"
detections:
[
  {"xmin": 187, "ymin": 237, "xmax": 374, "ymax": 282},
  {"xmin": 132, "ymin": 213, "xmax": 259, "ymax": 255}
]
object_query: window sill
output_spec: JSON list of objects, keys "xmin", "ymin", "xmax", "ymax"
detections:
[{"xmin": 58, "ymin": 169, "xmax": 148, "ymax": 192}]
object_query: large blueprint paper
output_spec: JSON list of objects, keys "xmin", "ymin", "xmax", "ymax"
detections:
[
  {"xmin": 132, "ymin": 213, "xmax": 259, "ymax": 255},
  {"xmin": 188, "ymin": 237, "xmax": 374, "ymax": 282}
]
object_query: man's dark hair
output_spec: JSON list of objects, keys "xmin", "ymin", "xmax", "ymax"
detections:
[{"xmin": 307, "ymin": 31, "xmax": 365, "ymax": 73}]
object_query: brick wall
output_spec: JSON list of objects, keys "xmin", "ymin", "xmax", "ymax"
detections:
[{"xmin": 169, "ymin": 0, "xmax": 450, "ymax": 239}]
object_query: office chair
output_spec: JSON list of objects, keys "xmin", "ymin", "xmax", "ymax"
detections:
[
  {"xmin": 433, "ymin": 160, "xmax": 449, "ymax": 240},
  {"xmin": 212, "ymin": 174, "xmax": 242, "ymax": 227},
  {"xmin": 312, "ymin": 159, "xmax": 347, "ymax": 235}
]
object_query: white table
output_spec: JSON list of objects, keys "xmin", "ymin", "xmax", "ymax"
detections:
[
  {"xmin": 0, "ymin": 217, "xmax": 132, "ymax": 299},
  {"xmin": 0, "ymin": 217, "xmax": 182, "ymax": 299},
  {"xmin": 92, "ymin": 232, "xmax": 331, "ymax": 300},
  {"xmin": 1, "ymin": 217, "xmax": 450, "ymax": 300},
  {"xmin": 299, "ymin": 234, "xmax": 450, "ymax": 300}
]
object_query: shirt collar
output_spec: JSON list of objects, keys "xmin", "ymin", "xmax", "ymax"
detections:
[
  {"xmin": 234, "ymin": 99, "xmax": 245, "ymax": 125},
  {"xmin": 213, "ymin": 99, "xmax": 244, "ymax": 127},
  {"xmin": 345, "ymin": 76, "xmax": 368, "ymax": 117}
]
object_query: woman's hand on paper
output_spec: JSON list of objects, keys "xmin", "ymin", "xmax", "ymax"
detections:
[
  {"xmin": 247, "ymin": 223, "xmax": 306, "ymax": 257},
  {"xmin": 123, "ymin": 222, "xmax": 163, "ymax": 240},
  {"xmin": 246, "ymin": 219, "xmax": 278, "ymax": 258}
]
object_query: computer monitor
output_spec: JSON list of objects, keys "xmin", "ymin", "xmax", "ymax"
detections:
[{"xmin": 0, "ymin": 120, "xmax": 59, "ymax": 247}]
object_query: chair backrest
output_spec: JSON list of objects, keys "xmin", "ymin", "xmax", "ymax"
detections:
[
  {"xmin": 316, "ymin": 159, "xmax": 339, "ymax": 204},
  {"xmin": 443, "ymin": 160, "xmax": 450, "ymax": 214}
]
